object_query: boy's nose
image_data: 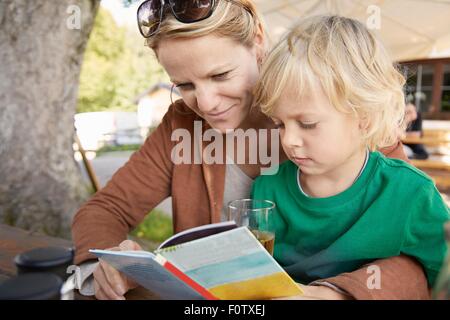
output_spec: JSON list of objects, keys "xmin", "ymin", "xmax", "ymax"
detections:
[{"xmin": 282, "ymin": 127, "xmax": 303, "ymax": 149}]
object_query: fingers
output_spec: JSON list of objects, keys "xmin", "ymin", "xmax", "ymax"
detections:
[
  {"xmin": 296, "ymin": 283, "xmax": 309, "ymax": 295},
  {"xmin": 94, "ymin": 278, "xmax": 110, "ymax": 300},
  {"xmin": 100, "ymin": 259, "xmax": 128, "ymax": 296},
  {"xmin": 93, "ymin": 262, "xmax": 126, "ymax": 300},
  {"xmin": 118, "ymin": 240, "xmax": 141, "ymax": 289},
  {"xmin": 94, "ymin": 277, "xmax": 125, "ymax": 300},
  {"xmin": 92, "ymin": 240, "xmax": 142, "ymax": 300},
  {"xmin": 270, "ymin": 284, "xmax": 323, "ymax": 300},
  {"xmin": 119, "ymin": 239, "xmax": 142, "ymax": 251}
]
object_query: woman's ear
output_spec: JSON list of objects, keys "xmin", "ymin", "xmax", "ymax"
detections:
[{"xmin": 254, "ymin": 22, "xmax": 266, "ymax": 65}]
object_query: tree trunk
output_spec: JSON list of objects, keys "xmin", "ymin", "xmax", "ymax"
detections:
[{"xmin": 0, "ymin": 0, "xmax": 100, "ymax": 238}]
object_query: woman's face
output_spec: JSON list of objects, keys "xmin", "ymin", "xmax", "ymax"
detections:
[{"xmin": 157, "ymin": 34, "xmax": 262, "ymax": 132}]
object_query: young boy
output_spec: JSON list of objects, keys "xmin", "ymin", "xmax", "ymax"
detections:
[{"xmin": 252, "ymin": 15, "xmax": 449, "ymax": 288}]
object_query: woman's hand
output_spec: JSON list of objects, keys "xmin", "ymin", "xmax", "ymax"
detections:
[
  {"xmin": 93, "ymin": 240, "xmax": 142, "ymax": 300},
  {"xmin": 273, "ymin": 284, "xmax": 353, "ymax": 300}
]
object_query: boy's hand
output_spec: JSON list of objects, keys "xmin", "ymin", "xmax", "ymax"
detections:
[
  {"xmin": 273, "ymin": 284, "xmax": 353, "ymax": 300},
  {"xmin": 93, "ymin": 240, "xmax": 142, "ymax": 300}
]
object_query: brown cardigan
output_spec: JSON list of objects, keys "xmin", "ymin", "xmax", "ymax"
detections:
[{"xmin": 72, "ymin": 101, "xmax": 430, "ymax": 299}]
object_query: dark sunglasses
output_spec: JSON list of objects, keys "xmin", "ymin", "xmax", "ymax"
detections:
[
  {"xmin": 137, "ymin": 0, "xmax": 216, "ymax": 38},
  {"xmin": 137, "ymin": 0, "xmax": 250, "ymax": 38}
]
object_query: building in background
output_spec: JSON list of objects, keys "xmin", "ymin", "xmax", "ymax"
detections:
[
  {"xmin": 74, "ymin": 111, "xmax": 142, "ymax": 151},
  {"xmin": 135, "ymin": 83, "xmax": 181, "ymax": 137},
  {"xmin": 253, "ymin": 0, "xmax": 450, "ymax": 120},
  {"xmin": 401, "ymin": 58, "xmax": 450, "ymax": 119},
  {"xmin": 74, "ymin": 83, "xmax": 181, "ymax": 152}
]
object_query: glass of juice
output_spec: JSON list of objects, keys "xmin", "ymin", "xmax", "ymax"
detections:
[{"xmin": 227, "ymin": 199, "xmax": 276, "ymax": 255}]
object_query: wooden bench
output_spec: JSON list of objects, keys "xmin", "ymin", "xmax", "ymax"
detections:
[
  {"xmin": 409, "ymin": 164, "xmax": 450, "ymax": 188},
  {"xmin": 410, "ymin": 158, "xmax": 450, "ymax": 171},
  {"xmin": 402, "ymin": 129, "xmax": 450, "ymax": 147},
  {"xmin": 402, "ymin": 128, "xmax": 450, "ymax": 189}
]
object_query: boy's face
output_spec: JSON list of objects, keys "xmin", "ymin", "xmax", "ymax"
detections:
[{"xmin": 270, "ymin": 85, "xmax": 366, "ymax": 178}]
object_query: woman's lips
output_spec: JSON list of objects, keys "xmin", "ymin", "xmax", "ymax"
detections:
[{"xmin": 206, "ymin": 105, "xmax": 234, "ymax": 120}]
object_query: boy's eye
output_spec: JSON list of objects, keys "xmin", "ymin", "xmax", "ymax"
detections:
[
  {"xmin": 298, "ymin": 122, "xmax": 317, "ymax": 129},
  {"xmin": 273, "ymin": 122, "xmax": 284, "ymax": 129}
]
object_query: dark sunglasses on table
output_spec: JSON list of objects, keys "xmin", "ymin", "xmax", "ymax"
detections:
[{"xmin": 137, "ymin": 0, "xmax": 251, "ymax": 38}]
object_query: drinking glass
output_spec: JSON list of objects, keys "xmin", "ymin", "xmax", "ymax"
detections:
[{"xmin": 227, "ymin": 199, "xmax": 276, "ymax": 255}]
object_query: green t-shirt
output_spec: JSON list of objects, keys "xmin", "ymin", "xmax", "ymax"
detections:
[{"xmin": 251, "ymin": 151, "xmax": 449, "ymax": 286}]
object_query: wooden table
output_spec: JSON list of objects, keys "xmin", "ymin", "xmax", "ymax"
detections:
[
  {"xmin": 0, "ymin": 224, "xmax": 159, "ymax": 300},
  {"xmin": 402, "ymin": 136, "xmax": 450, "ymax": 146}
]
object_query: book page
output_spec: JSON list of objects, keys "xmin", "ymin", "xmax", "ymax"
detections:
[
  {"xmin": 89, "ymin": 249, "xmax": 205, "ymax": 300},
  {"xmin": 158, "ymin": 220, "xmax": 237, "ymax": 249},
  {"xmin": 155, "ymin": 227, "xmax": 302, "ymax": 299},
  {"xmin": 157, "ymin": 227, "xmax": 273, "ymax": 270}
]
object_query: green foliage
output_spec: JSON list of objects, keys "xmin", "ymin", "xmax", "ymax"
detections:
[
  {"xmin": 131, "ymin": 209, "xmax": 174, "ymax": 242},
  {"xmin": 96, "ymin": 143, "xmax": 141, "ymax": 156},
  {"xmin": 77, "ymin": 7, "xmax": 167, "ymax": 113}
]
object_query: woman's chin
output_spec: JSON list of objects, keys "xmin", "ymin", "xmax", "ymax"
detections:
[
  {"xmin": 206, "ymin": 119, "xmax": 242, "ymax": 133},
  {"xmin": 209, "ymin": 124, "xmax": 235, "ymax": 134},
  {"xmin": 204, "ymin": 105, "xmax": 249, "ymax": 133}
]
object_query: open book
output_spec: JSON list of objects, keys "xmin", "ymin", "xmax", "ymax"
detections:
[{"xmin": 90, "ymin": 221, "xmax": 302, "ymax": 300}]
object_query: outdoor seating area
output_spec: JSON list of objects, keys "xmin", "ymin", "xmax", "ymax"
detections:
[
  {"xmin": 1, "ymin": 0, "xmax": 450, "ymax": 303},
  {"xmin": 402, "ymin": 126, "xmax": 450, "ymax": 192}
]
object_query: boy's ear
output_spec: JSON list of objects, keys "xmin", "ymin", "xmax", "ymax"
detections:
[{"xmin": 358, "ymin": 115, "xmax": 370, "ymax": 134}]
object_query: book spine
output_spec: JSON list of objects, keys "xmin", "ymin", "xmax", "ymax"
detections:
[{"xmin": 155, "ymin": 254, "xmax": 218, "ymax": 300}]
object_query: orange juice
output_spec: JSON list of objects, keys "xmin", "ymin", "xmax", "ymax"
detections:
[{"xmin": 251, "ymin": 230, "xmax": 275, "ymax": 255}]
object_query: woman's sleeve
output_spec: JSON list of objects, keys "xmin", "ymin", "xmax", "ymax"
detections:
[
  {"xmin": 379, "ymin": 140, "xmax": 410, "ymax": 162},
  {"xmin": 72, "ymin": 106, "xmax": 176, "ymax": 264},
  {"xmin": 320, "ymin": 254, "xmax": 431, "ymax": 299}
]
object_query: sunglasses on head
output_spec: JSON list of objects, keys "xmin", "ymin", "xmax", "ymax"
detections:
[{"xmin": 137, "ymin": 0, "xmax": 251, "ymax": 38}]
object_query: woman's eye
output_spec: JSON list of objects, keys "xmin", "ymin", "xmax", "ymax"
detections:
[
  {"xmin": 274, "ymin": 122, "xmax": 284, "ymax": 129},
  {"xmin": 175, "ymin": 83, "xmax": 194, "ymax": 90},
  {"xmin": 213, "ymin": 72, "xmax": 230, "ymax": 80},
  {"xmin": 299, "ymin": 122, "xmax": 317, "ymax": 129}
]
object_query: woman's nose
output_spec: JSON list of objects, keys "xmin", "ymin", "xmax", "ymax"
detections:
[{"xmin": 195, "ymin": 85, "xmax": 220, "ymax": 114}]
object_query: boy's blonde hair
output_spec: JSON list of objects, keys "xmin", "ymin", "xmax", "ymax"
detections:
[
  {"xmin": 145, "ymin": 0, "xmax": 267, "ymax": 51},
  {"xmin": 254, "ymin": 15, "xmax": 406, "ymax": 150}
]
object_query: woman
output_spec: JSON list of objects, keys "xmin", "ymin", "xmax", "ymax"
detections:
[{"xmin": 72, "ymin": 0, "xmax": 429, "ymax": 300}]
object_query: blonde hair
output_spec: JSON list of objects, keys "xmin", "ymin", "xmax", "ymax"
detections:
[
  {"xmin": 145, "ymin": 0, "xmax": 267, "ymax": 51},
  {"xmin": 254, "ymin": 15, "xmax": 406, "ymax": 150}
]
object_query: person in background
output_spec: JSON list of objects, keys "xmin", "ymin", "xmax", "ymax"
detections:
[{"xmin": 403, "ymin": 102, "xmax": 430, "ymax": 160}]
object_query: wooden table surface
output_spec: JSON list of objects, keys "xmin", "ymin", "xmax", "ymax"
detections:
[{"xmin": 0, "ymin": 224, "xmax": 159, "ymax": 300}]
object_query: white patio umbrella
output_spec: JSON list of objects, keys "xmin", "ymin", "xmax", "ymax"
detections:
[{"xmin": 255, "ymin": 0, "xmax": 450, "ymax": 62}]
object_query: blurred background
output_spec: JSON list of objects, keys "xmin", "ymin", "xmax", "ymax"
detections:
[{"xmin": 1, "ymin": 0, "xmax": 450, "ymax": 249}]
